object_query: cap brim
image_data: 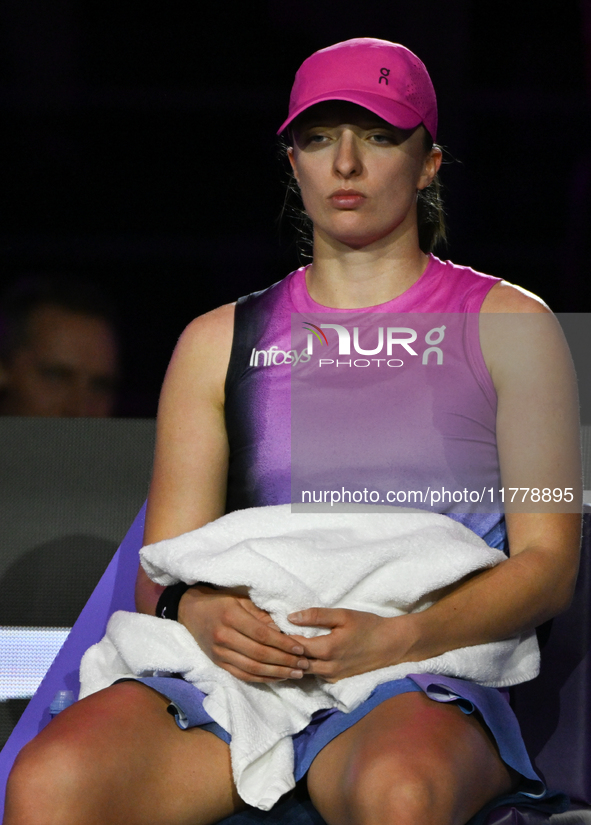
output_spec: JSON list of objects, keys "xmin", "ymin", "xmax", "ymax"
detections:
[{"xmin": 277, "ymin": 90, "xmax": 423, "ymax": 136}]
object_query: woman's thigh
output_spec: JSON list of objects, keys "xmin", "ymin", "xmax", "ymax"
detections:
[
  {"xmin": 306, "ymin": 691, "xmax": 518, "ymax": 825},
  {"xmin": 4, "ymin": 681, "xmax": 245, "ymax": 825}
]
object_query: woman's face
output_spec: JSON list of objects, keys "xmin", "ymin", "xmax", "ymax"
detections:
[{"xmin": 288, "ymin": 101, "xmax": 441, "ymax": 251}]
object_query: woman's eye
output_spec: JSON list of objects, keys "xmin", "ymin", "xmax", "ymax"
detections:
[
  {"xmin": 299, "ymin": 133, "xmax": 331, "ymax": 149},
  {"xmin": 368, "ymin": 133, "xmax": 394, "ymax": 144}
]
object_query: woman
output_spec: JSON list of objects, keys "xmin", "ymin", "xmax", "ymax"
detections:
[{"xmin": 5, "ymin": 38, "xmax": 581, "ymax": 825}]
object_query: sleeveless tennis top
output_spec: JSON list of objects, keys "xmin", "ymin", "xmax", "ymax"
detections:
[{"xmin": 224, "ymin": 254, "xmax": 506, "ymax": 548}]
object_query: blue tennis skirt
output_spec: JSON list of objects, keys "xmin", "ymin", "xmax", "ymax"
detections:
[{"xmin": 124, "ymin": 671, "xmax": 556, "ymax": 805}]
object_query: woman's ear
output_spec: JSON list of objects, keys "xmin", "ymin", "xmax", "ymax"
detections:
[
  {"xmin": 287, "ymin": 146, "xmax": 299, "ymax": 185},
  {"xmin": 417, "ymin": 145, "xmax": 443, "ymax": 191}
]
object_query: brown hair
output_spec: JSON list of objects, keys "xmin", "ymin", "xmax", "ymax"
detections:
[{"xmin": 417, "ymin": 130, "xmax": 447, "ymax": 253}]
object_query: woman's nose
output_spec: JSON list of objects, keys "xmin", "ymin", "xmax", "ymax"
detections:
[{"xmin": 333, "ymin": 131, "xmax": 362, "ymax": 178}]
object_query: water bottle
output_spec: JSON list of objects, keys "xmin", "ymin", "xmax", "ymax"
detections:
[{"xmin": 49, "ymin": 690, "xmax": 76, "ymax": 718}]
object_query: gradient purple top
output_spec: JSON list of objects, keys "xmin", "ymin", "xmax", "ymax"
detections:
[{"xmin": 224, "ymin": 255, "xmax": 506, "ymax": 548}]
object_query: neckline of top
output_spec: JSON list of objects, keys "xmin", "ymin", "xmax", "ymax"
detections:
[{"xmin": 289, "ymin": 254, "xmax": 439, "ymax": 313}]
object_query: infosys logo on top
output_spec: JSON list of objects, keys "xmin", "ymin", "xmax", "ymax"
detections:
[{"xmin": 249, "ymin": 323, "xmax": 447, "ymax": 368}]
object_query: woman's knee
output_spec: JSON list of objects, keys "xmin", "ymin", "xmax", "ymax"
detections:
[
  {"xmin": 5, "ymin": 732, "xmax": 99, "ymax": 825},
  {"xmin": 311, "ymin": 749, "xmax": 448, "ymax": 825},
  {"xmin": 4, "ymin": 683, "xmax": 160, "ymax": 825},
  {"xmin": 5, "ymin": 682, "xmax": 241, "ymax": 825},
  {"xmin": 345, "ymin": 754, "xmax": 441, "ymax": 825}
]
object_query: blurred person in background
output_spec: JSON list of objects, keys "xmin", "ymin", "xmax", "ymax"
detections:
[{"xmin": 0, "ymin": 275, "xmax": 119, "ymax": 417}]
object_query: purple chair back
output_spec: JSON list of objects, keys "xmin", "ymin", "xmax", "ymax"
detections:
[
  {"xmin": 0, "ymin": 505, "xmax": 144, "ymax": 821},
  {"xmin": 511, "ymin": 507, "xmax": 591, "ymax": 805}
]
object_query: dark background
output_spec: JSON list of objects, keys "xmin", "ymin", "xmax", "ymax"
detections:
[{"xmin": 1, "ymin": 0, "xmax": 590, "ymax": 415}]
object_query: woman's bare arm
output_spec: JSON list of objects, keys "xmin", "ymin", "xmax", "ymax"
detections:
[
  {"xmin": 134, "ymin": 303, "xmax": 309, "ymax": 681},
  {"xmin": 289, "ymin": 282, "xmax": 582, "ymax": 680},
  {"xmin": 135, "ymin": 303, "xmax": 234, "ymax": 615}
]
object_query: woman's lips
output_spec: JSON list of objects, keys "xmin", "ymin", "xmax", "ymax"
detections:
[{"xmin": 329, "ymin": 190, "xmax": 366, "ymax": 209}]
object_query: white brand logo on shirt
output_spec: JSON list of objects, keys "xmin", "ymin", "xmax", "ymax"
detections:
[{"xmin": 249, "ymin": 346, "xmax": 311, "ymax": 367}]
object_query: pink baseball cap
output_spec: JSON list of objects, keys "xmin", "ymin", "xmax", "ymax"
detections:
[{"xmin": 277, "ymin": 38, "xmax": 437, "ymax": 142}]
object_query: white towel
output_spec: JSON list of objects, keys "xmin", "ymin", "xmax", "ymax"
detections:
[{"xmin": 79, "ymin": 505, "xmax": 539, "ymax": 810}]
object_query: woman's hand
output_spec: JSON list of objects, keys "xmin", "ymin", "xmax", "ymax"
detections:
[
  {"xmin": 178, "ymin": 585, "xmax": 310, "ymax": 683},
  {"xmin": 288, "ymin": 607, "xmax": 415, "ymax": 683}
]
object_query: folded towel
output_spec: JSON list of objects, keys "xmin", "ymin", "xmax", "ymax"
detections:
[{"xmin": 79, "ymin": 505, "xmax": 539, "ymax": 810}]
